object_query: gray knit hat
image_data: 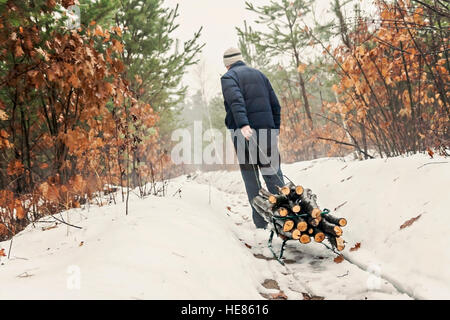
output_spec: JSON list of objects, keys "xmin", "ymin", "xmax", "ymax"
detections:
[{"xmin": 223, "ymin": 47, "xmax": 243, "ymax": 67}]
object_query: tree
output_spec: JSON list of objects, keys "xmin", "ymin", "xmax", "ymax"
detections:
[
  {"xmin": 0, "ymin": 0, "xmax": 162, "ymax": 239},
  {"xmin": 115, "ymin": 0, "xmax": 203, "ymax": 138},
  {"xmin": 205, "ymin": 94, "xmax": 226, "ymax": 132},
  {"xmin": 240, "ymin": 0, "xmax": 315, "ymax": 129},
  {"xmin": 78, "ymin": 0, "xmax": 204, "ymax": 138}
]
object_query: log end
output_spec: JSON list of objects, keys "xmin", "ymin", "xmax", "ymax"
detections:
[
  {"xmin": 311, "ymin": 208, "xmax": 321, "ymax": 218},
  {"xmin": 314, "ymin": 232, "xmax": 325, "ymax": 243},
  {"xmin": 339, "ymin": 218, "xmax": 347, "ymax": 227},
  {"xmin": 278, "ymin": 207, "xmax": 288, "ymax": 217},
  {"xmin": 281, "ymin": 186, "xmax": 291, "ymax": 196},
  {"xmin": 334, "ymin": 226, "xmax": 343, "ymax": 236},
  {"xmin": 283, "ymin": 220, "xmax": 295, "ymax": 232},
  {"xmin": 295, "ymin": 185, "xmax": 304, "ymax": 195},
  {"xmin": 300, "ymin": 234, "xmax": 311, "ymax": 244},
  {"xmin": 297, "ymin": 221, "xmax": 308, "ymax": 232},
  {"xmin": 268, "ymin": 195, "xmax": 277, "ymax": 204},
  {"xmin": 292, "ymin": 229, "xmax": 301, "ymax": 240},
  {"xmin": 335, "ymin": 237, "xmax": 345, "ymax": 251}
]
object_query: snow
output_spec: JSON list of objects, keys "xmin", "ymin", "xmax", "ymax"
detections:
[
  {"xmin": 0, "ymin": 191, "xmax": 262, "ymax": 299},
  {"xmin": 0, "ymin": 153, "xmax": 448, "ymax": 299}
]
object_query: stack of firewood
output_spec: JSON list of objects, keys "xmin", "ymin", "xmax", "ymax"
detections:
[{"xmin": 252, "ymin": 182, "xmax": 347, "ymax": 251}]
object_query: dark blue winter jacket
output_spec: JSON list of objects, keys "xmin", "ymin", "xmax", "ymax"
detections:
[{"xmin": 221, "ymin": 61, "xmax": 281, "ymax": 130}]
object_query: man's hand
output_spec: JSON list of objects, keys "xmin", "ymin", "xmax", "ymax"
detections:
[{"xmin": 240, "ymin": 125, "xmax": 253, "ymax": 140}]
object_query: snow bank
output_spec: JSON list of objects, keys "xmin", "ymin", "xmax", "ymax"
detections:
[
  {"xmin": 0, "ymin": 192, "xmax": 262, "ymax": 299},
  {"xmin": 196, "ymin": 153, "xmax": 450, "ymax": 299}
]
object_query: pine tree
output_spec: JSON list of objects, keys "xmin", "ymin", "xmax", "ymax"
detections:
[
  {"xmin": 78, "ymin": 0, "xmax": 204, "ymax": 138},
  {"xmin": 240, "ymin": 0, "xmax": 315, "ymax": 129}
]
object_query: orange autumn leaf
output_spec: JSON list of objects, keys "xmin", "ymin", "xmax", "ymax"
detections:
[
  {"xmin": 0, "ymin": 224, "xmax": 7, "ymax": 236},
  {"xmin": 0, "ymin": 109, "xmax": 8, "ymax": 120},
  {"xmin": 334, "ymin": 255, "xmax": 344, "ymax": 264},
  {"xmin": 400, "ymin": 214, "xmax": 422, "ymax": 230},
  {"xmin": 16, "ymin": 204, "xmax": 25, "ymax": 220},
  {"xmin": 270, "ymin": 291, "xmax": 288, "ymax": 300},
  {"xmin": 7, "ymin": 160, "xmax": 24, "ymax": 176},
  {"xmin": 0, "ymin": 248, "xmax": 6, "ymax": 257},
  {"xmin": 39, "ymin": 163, "xmax": 49, "ymax": 169},
  {"xmin": 15, "ymin": 43, "xmax": 24, "ymax": 57},
  {"xmin": 350, "ymin": 242, "xmax": 361, "ymax": 252},
  {"xmin": 297, "ymin": 63, "xmax": 307, "ymax": 73}
]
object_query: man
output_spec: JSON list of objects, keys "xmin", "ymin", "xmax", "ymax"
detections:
[{"xmin": 220, "ymin": 47, "xmax": 285, "ymax": 229}]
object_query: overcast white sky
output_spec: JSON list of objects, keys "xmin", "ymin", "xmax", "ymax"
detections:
[
  {"xmin": 164, "ymin": 0, "xmax": 257, "ymax": 99},
  {"xmin": 163, "ymin": 0, "xmax": 375, "ymax": 99}
]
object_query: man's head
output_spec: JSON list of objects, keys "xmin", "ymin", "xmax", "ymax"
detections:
[{"xmin": 223, "ymin": 47, "xmax": 243, "ymax": 69}]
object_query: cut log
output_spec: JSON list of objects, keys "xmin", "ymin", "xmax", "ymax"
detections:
[
  {"xmin": 299, "ymin": 234, "xmax": 311, "ymax": 244},
  {"xmin": 280, "ymin": 183, "xmax": 304, "ymax": 198},
  {"xmin": 295, "ymin": 185, "xmax": 304, "ymax": 196},
  {"xmin": 277, "ymin": 207, "xmax": 288, "ymax": 217},
  {"xmin": 307, "ymin": 228, "xmax": 314, "ymax": 235},
  {"xmin": 307, "ymin": 217, "xmax": 320, "ymax": 227},
  {"xmin": 323, "ymin": 214, "xmax": 347, "ymax": 227},
  {"xmin": 252, "ymin": 200, "xmax": 295, "ymax": 238},
  {"xmin": 311, "ymin": 208, "xmax": 322, "ymax": 219},
  {"xmin": 320, "ymin": 220, "xmax": 343, "ymax": 237},
  {"xmin": 312, "ymin": 229, "xmax": 325, "ymax": 243},
  {"xmin": 280, "ymin": 182, "xmax": 294, "ymax": 196},
  {"xmin": 289, "ymin": 200, "xmax": 301, "ymax": 213},
  {"xmin": 296, "ymin": 219, "xmax": 308, "ymax": 232},
  {"xmin": 300, "ymin": 188, "xmax": 321, "ymax": 217},
  {"xmin": 283, "ymin": 220, "xmax": 295, "ymax": 232},
  {"xmin": 268, "ymin": 194, "xmax": 288, "ymax": 205},
  {"xmin": 329, "ymin": 236, "xmax": 345, "ymax": 251},
  {"xmin": 292, "ymin": 229, "xmax": 301, "ymax": 240}
]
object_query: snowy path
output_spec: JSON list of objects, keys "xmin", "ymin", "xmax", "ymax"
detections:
[
  {"xmin": 190, "ymin": 154, "xmax": 450, "ymax": 300},
  {"xmin": 175, "ymin": 176, "xmax": 410, "ymax": 300}
]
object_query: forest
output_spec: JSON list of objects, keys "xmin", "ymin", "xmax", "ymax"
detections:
[{"xmin": 0, "ymin": 0, "xmax": 448, "ymax": 243}]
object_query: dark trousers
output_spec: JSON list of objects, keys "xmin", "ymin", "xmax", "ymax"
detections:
[{"xmin": 231, "ymin": 129, "xmax": 285, "ymax": 229}]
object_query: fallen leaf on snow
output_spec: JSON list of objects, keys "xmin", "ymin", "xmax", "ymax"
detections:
[
  {"xmin": 400, "ymin": 214, "xmax": 421, "ymax": 230},
  {"xmin": 79, "ymin": 241, "xmax": 84, "ymax": 247},
  {"xmin": 270, "ymin": 291, "xmax": 288, "ymax": 300},
  {"xmin": 350, "ymin": 242, "xmax": 361, "ymax": 252},
  {"xmin": 42, "ymin": 225, "xmax": 58, "ymax": 231},
  {"xmin": 0, "ymin": 248, "xmax": 6, "ymax": 257},
  {"xmin": 334, "ymin": 255, "xmax": 344, "ymax": 264}
]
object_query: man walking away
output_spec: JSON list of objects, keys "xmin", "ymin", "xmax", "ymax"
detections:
[{"xmin": 220, "ymin": 47, "xmax": 285, "ymax": 229}]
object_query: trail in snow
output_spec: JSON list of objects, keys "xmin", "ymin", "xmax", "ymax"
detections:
[
  {"xmin": 192, "ymin": 153, "xmax": 450, "ymax": 299},
  {"xmin": 176, "ymin": 177, "xmax": 409, "ymax": 300},
  {"xmin": 0, "ymin": 154, "xmax": 448, "ymax": 299}
]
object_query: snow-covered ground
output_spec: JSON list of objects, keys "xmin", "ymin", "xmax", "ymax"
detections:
[{"xmin": 0, "ymin": 153, "xmax": 448, "ymax": 299}]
